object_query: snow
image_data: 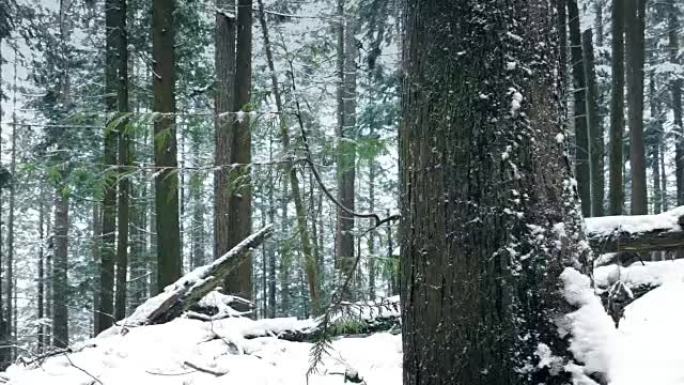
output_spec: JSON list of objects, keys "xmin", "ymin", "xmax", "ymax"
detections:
[
  {"xmin": 585, "ymin": 206, "xmax": 684, "ymax": 238},
  {"xmin": 4, "ymin": 316, "xmax": 401, "ymax": 385},
  {"xmin": 594, "ymin": 259, "xmax": 684, "ymax": 291},
  {"xmin": 562, "ymin": 260, "xmax": 684, "ymax": 385},
  {"xmin": 610, "ymin": 281, "xmax": 684, "ymax": 385}
]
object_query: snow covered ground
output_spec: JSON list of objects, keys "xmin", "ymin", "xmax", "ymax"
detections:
[
  {"xmin": 3, "ymin": 261, "xmax": 684, "ymax": 384},
  {"xmin": 3, "ymin": 316, "xmax": 401, "ymax": 384}
]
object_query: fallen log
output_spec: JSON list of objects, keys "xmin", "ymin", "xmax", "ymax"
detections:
[
  {"xmin": 118, "ymin": 225, "xmax": 273, "ymax": 328},
  {"xmin": 585, "ymin": 206, "xmax": 684, "ymax": 255}
]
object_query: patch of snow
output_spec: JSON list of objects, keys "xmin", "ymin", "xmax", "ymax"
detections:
[{"xmin": 585, "ymin": 206, "xmax": 684, "ymax": 238}]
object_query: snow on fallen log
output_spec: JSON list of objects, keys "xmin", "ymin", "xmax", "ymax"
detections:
[
  {"xmin": 585, "ymin": 206, "xmax": 684, "ymax": 256},
  {"xmin": 117, "ymin": 225, "xmax": 273, "ymax": 328}
]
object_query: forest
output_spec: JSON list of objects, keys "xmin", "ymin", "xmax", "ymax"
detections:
[{"xmin": 0, "ymin": 0, "xmax": 681, "ymax": 384}]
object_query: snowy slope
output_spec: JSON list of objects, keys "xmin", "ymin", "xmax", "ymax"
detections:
[{"xmin": 3, "ymin": 317, "xmax": 402, "ymax": 385}]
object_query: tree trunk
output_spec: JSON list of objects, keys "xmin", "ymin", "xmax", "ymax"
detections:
[
  {"xmin": 223, "ymin": 0, "xmax": 253, "ymax": 299},
  {"xmin": 649, "ymin": 70, "xmax": 662, "ymax": 214},
  {"xmin": 625, "ymin": 0, "xmax": 647, "ymax": 215},
  {"xmin": 584, "ymin": 29, "xmax": 605, "ymax": 217},
  {"xmin": 153, "ymin": 0, "xmax": 182, "ymax": 293},
  {"xmin": 401, "ymin": 1, "xmax": 591, "ymax": 383},
  {"xmin": 336, "ymin": 3, "xmax": 358, "ymax": 300},
  {"xmin": 6, "ymin": 50, "xmax": 17, "ymax": 360},
  {"xmin": 568, "ymin": 0, "xmax": 591, "ymax": 217},
  {"xmin": 37, "ymin": 193, "xmax": 46, "ymax": 352},
  {"xmin": 669, "ymin": 0, "xmax": 683, "ymax": 206},
  {"xmin": 214, "ymin": 0, "xmax": 235, "ymax": 263},
  {"xmin": 99, "ymin": 0, "xmax": 122, "ymax": 332},
  {"xmin": 609, "ymin": 0, "xmax": 626, "ymax": 215},
  {"xmin": 52, "ymin": 193, "xmax": 69, "ymax": 348},
  {"xmin": 257, "ymin": 0, "xmax": 320, "ymax": 314},
  {"xmin": 113, "ymin": 0, "xmax": 130, "ymax": 322}
]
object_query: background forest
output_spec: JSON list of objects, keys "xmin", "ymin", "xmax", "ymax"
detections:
[{"xmin": 0, "ymin": 0, "xmax": 680, "ymax": 379}]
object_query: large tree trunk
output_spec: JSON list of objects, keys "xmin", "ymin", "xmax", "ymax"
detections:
[
  {"xmin": 336, "ymin": 4, "xmax": 358, "ymax": 300},
  {"xmin": 0, "ymin": 35, "xmax": 5, "ymax": 370},
  {"xmin": 222, "ymin": 0, "xmax": 253, "ymax": 300},
  {"xmin": 625, "ymin": 0, "xmax": 648, "ymax": 215},
  {"xmin": 400, "ymin": 1, "xmax": 591, "ymax": 383},
  {"xmin": 214, "ymin": 0, "xmax": 235, "ymax": 264},
  {"xmin": 52, "ymin": 193, "xmax": 69, "ymax": 348},
  {"xmin": 257, "ymin": 0, "xmax": 320, "ymax": 314},
  {"xmin": 609, "ymin": 0, "xmax": 626, "ymax": 215},
  {"xmin": 584, "ymin": 29, "xmax": 605, "ymax": 217},
  {"xmin": 152, "ymin": 0, "xmax": 182, "ymax": 293},
  {"xmin": 5, "ymin": 53, "xmax": 17, "ymax": 361},
  {"xmin": 568, "ymin": 0, "xmax": 591, "ymax": 217}
]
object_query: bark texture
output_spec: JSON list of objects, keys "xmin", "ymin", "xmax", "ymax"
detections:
[
  {"xmin": 153, "ymin": 0, "xmax": 182, "ymax": 292},
  {"xmin": 625, "ymin": 0, "xmax": 647, "ymax": 215},
  {"xmin": 400, "ymin": 1, "xmax": 590, "ymax": 384},
  {"xmin": 609, "ymin": 0, "xmax": 625, "ymax": 215},
  {"xmin": 568, "ymin": 0, "xmax": 591, "ymax": 217},
  {"xmin": 584, "ymin": 29, "xmax": 605, "ymax": 217},
  {"xmin": 223, "ymin": 0, "xmax": 253, "ymax": 299}
]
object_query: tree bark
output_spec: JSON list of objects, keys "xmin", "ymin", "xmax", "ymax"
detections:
[
  {"xmin": 336, "ymin": 4, "xmax": 358, "ymax": 300},
  {"xmin": 584, "ymin": 29, "xmax": 605, "ymax": 217},
  {"xmin": 669, "ymin": 0, "xmax": 684, "ymax": 206},
  {"xmin": 214, "ymin": 0, "xmax": 236, "ymax": 265},
  {"xmin": 153, "ymin": 0, "xmax": 182, "ymax": 293},
  {"xmin": 625, "ymin": 0, "xmax": 648, "ymax": 215},
  {"xmin": 401, "ymin": 1, "xmax": 591, "ymax": 383},
  {"xmin": 221, "ymin": 0, "xmax": 253, "ymax": 299},
  {"xmin": 568, "ymin": 0, "xmax": 591, "ymax": 217},
  {"xmin": 52, "ymin": 193, "xmax": 69, "ymax": 348},
  {"xmin": 609, "ymin": 0, "xmax": 626, "ymax": 215},
  {"xmin": 112, "ymin": 0, "xmax": 130, "ymax": 323}
]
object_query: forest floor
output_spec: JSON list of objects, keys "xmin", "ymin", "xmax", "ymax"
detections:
[{"xmin": 2, "ymin": 260, "xmax": 683, "ymax": 385}]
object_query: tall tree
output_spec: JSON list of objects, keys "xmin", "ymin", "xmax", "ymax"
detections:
[
  {"xmin": 152, "ymin": 0, "xmax": 181, "ymax": 292},
  {"xmin": 257, "ymin": 0, "xmax": 320, "ymax": 313},
  {"xmin": 213, "ymin": 0, "xmax": 235, "ymax": 266},
  {"xmin": 401, "ymin": 0, "xmax": 591, "ymax": 383},
  {"xmin": 670, "ymin": 0, "xmax": 683, "ymax": 205},
  {"xmin": 568, "ymin": 0, "xmax": 591, "ymax": 217},
  {"xmin": 224, "ymin": 0, "xmax": 253, "ymax": 299},
  {"xmin": 336, "ymin": 2, "xmax": 358, "ymax": 299},
  {"xmin": 114, "ymin": 0, "xmax": 130, "ymax": 321},
  {"xmin": 584, "ymin": 29, "xmax": 605, "ymax": 217},
  {"xmin": 609, "ymin": 0, "xmax": 626, "ymax": 215},
  {"xmin": 625, "ymin": 0, "xmax": 648, "ymax": 214}
]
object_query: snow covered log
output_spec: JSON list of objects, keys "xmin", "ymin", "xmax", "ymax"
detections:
[
  {"xmin": 585, "ymin": 206, "xmax": 684, "ymax": 256},
  {"xmin": 119, "ymin": 225, "xmax": 273, "ymax": 328}
]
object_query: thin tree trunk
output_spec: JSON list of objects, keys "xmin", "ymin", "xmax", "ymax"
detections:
[
  {"xmin": 669, "ymin": 0, "xmax": 684, "ymax": 206},
  {"xmin": 257, "ymin": 0, "xmax": 320, "ymax": 314},
  {"xmin": 153, "ymin": 0, "xmax": 182, "ymax": 293},
  {"xmin": 52, "ymin": 193, "xmax": 69, "ymax": 348},
  {"xmin": 99, "ymin": 0, "xmax": 121, "ymax": 332},
  {"xmin": 37, "ymin": 193, "xmax": 46, "ymax": 352},
  {"xmin": 568, "ymin": 0, "xmax": 591, "ymax": 217},
  {"xmin": 279, "ymin": 183, "xmax": 290, "ymax": 316},
  {"xmin": 336, "ymin": 5, "xmax": 358, "ymax": 300},
  {"xmin": 584, "ymin": 29, "xmax": 605, "ymax": 217},
  {"xmin": 609, "ymin": 0, "xmax": 626, "ymax": 215},
  {"xmin": 114, "ymin": 0, "xmax": 130, "ymax": 322},
  {"xmin": 92, "ymin": 204, "xmax": 101, "ymax": 334},
  {"xmin": 625, "ymin": 0, "xmax": 648, "ymax": 215},
  {"xmin": 649, "ymin": 70, "xmax": 662, "ymax": 214},
  {"xmin": 223, "ymin": 0, "xmax": 253, "ymax": 299},
  {"xmin": 6, "ymin": 46, "xmax": 18, "ymax": 359},
  {"xmin": 267, "ymin": 128, "xmax": 277, "ymax": 318}
]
